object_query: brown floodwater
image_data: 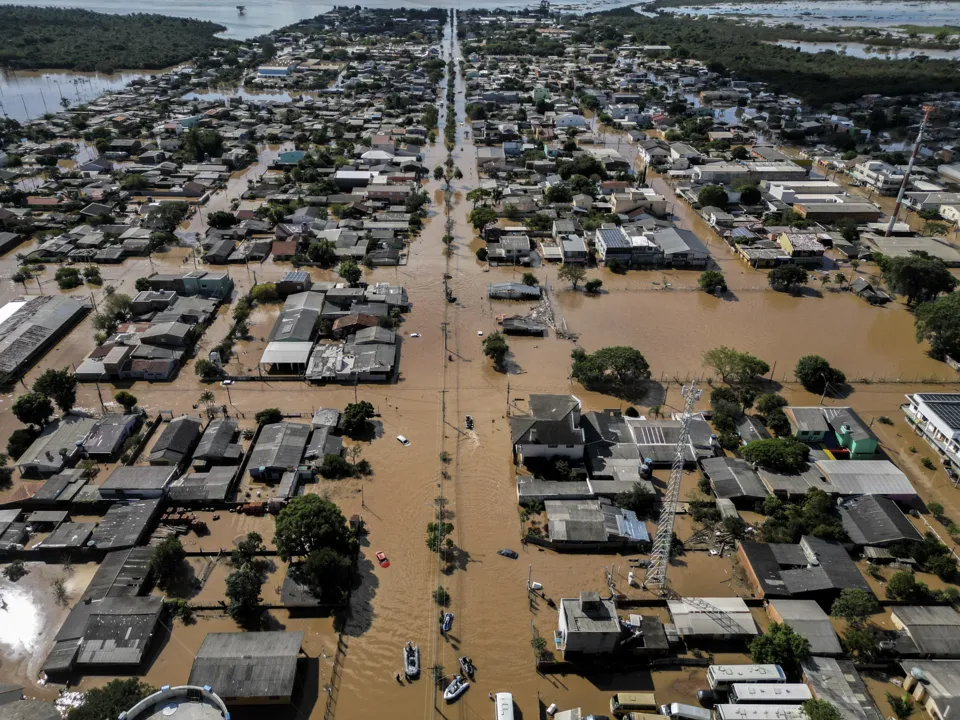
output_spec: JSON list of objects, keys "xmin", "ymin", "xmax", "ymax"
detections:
[{"xmin": 5, "ymin": 12, "xmax": 960, "ymax": 720}]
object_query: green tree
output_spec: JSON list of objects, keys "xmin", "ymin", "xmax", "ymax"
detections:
[
  {"xmin": 194, "ymin": 358, "xmax": 219, "ymax": 379},
  {"xmin": 830, "ymin": 588, "xmax": 879, "ymax": 626},
  {"xmin": 66, "ymin": 680, "xmax": 156, "ymax": 720},
  {"xmin": 250, "ymin": 283, "xmax": 278, "ymax": 303},
  {"xmin": 571, "ymin": 346, "xmax": 651, "ymax": 389},
  {"xmin": 13, "ymin": 392, "xmax": 53, "ymax": 427},
  {"xmin": 231, "ymin": 532, "xmax": 266, "ymax": 572},
  {"xmin": 342, "ymin": 401, "xmax": 375, "ymax": 438},
  {"xmin": 748, "ymin": 622, "xmax": 810, "ymax": 679},
  {"xmin": 469, "ymin": 206, "xmax": 497, "ymax": 230},
  {"xmin": 697, "ymin": 184, "xmax": 728, "ymax": 209},
  {"xmin": 307, "ymin": 239, "xmax": 337, "ymax": 266},
  {"xmin": 7, "ymin": 428, "xmax": 38, "ymax": 459},
  {"xmin": 756, "ymin": 393, "xmax": 788, "ymax": 417},
  {"xmin": 730, "ymin": 146, "xmax": 750, "ymax": 161},
  {"xmin": 558, "ymin": 263, "xmax": 587, "ymax": 290},
  {"xmin": 255, "ymin": 408, "xmax": 283, "ymax": 425},
  {"xmin": 703, "ymin": 346, "xmax": 769, "ymax": 385},
  {"xmin": 274, "ymin": 494, "xmax": 353, "ymax": 560},
  {"xmin": 426, "ymin": 521, "xmax": 454, "ymax": 553},
  {"xmin": 803, "ymin": 699, "xmax": 843, "ymax": 720},
  {"xmin": 737, "ymin": 185, "xmax": 761, "ymax": 204},
  {"xmin": 319, "ymin": 453, "xmax": 353, "ymax": 479},
  {"xmin": 149, "ymin": 537, "xmax": 185, "ymax": 590},
  {"xmin": 584, "ymin": 278, "xmax": 603, "ymax": 294},
  {"xmin": 32, "ymin": 367, "xmax": 77, "ymax": 412},
  {"xmin": 885, "ymin": 570, "xmax": 929, "ymax": 602},
  {"xmin": 55, "ymin": 267, "xmax": 82, "ymax": 289},
  {"xmin": 225, "ymin": 563, "xmax": 264, "ymax": 626},
  {"xmin": 915, "ymin": 293, "xmax": 960, "ymax": 360},
  {"xmin": 545, "ymin": 184, "xmax": 572, "ymax": 203},
  {"xmin": 698, "ymin": 270, "xmax": 727, "ymax": 294},
  {"xmin": 302, "ymin": 546, "xmax": 351, "ymax": 601},
  {"xmin": 766, "ymin": 407, "xmax": 791, "ymax": 436},
  {"xmin": 147, "ymin": 201, "xmax": 189, "ymax": 232},
  {"xmin": 615, "ymin": 483, "xmax": 656, "ymax": 518},
  {"xmin": 521, "ymin": 272, "xmax": 538, "ymax": 287},
  {"xmin": 795, "ymin": 355, "xmax": 845, "ymax": 393},
  {"xmin": 135, "ymin": 277, "xmax": 150, "ymax": 292},
  {"xmin": 482, "ymin": 332, "xmax": 510, "ymax": 371},
  {"xmin": 433, "ymin": 166, "xmax": 444, "ymax": 181},
  {"xmin": 742, "ymin": 438, "xmax": 809, "ymax": 472},
  {"xmin": 841, "ymin": 624, "xmax": 877, "ymax": 662},
  {"xmin": 768, "ymin": 265, "xmax": 808, "ymax": 292},
  {"xmin": 339, "ymin": 259, "xmax": 362, "ymax": 286},
  {"xmin": 883, "ymin": 254, "xmax": 957, "ymax": 305},
  {"xmin": 207, "ymin": 211, "xmax": 237, "ymax": 229}
]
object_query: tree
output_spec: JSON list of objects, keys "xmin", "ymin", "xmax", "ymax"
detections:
[
  {"xmin": 199, "ymin": 390, "xmax": 215, "ymax": 409},
  {"xmin": 149, "ymin": 537, "xmax": 185, "ymax": 590},
  {"xmin": 795, "ymin": 355, "xmax": 845, "ymax": 393},
  {"xmin": 147, "ymin": 201, "xmax": 189, "ymax": 232},
  {"xmin": 301, "ymin": 547, "xmax": 351, "ymax": 601},
  {"xmin": 748, "ymin": 622, "xmax": 810, "ymax": 679},
  {"xmin": 255, "ymin": 408, "xmax": 283, "ymax": 425},
  {"xmin": 307, "ymin": 239, "xmax": 337, "ymax": 266},
  {"xmin": 426, "ymin": 521, "xmax": 454, "ymax": 553},
  {"xmin": 482, "ymin": 332, "xmax": 510, "ymax": 371},
  {"xmin": 830, "ymin": 588, "xmax": 879, "ymax": 626},
  {"xmin": 742, "ymin": 438, "xmax": 810, "ymax": 472},
  {"xmin": 66, "ymin": 680, "xmax": 155, "ymax": 720},
  {"xmin": 768, "ymin": 265, "xmax": 808, "ymax": 292},
  {"xmin": 698, "ymin": 270, "xmax": 727, "ymax": 294},
  {"xmin": 615, "ymin": 483, "xmax": 656, "ymax": 518},
  {"xmin": 7, "ymin": 428, "xmax": 38, "ymax": 459},
  {"xmin": 558, "ymin": 263, "xmax": 587, "ymax": 290},
  {"xmin": 756, "ymin": 393, "xmax": 788, "ymax": 417},
  {"xmin": 836, "ymin": 219, "xmax": 860, "ymax": 245},
  {"xmin": 883, "ymin": 254, "xmax": 957, "ymax": 305},
  {"xmin": 250, "ymin": 283, "xmax": 278, "ymax": 303},
  {"xmin": 342, "ymin": 401, "xmax": 375, "ymax": 438},
  {"xmin": 194, "ymin": 358, "xmax": 219, "ymax": 379},
  {"xmin": 469, "ymin": 206, "xmax": 497, "ymax": 230},
  {"xmin": 13, "ymin": 392, "xmax": 53, "ymax": 427},
  {"xmin": 737, "ymin": 185, "xmax": 762, "ymax": 205},
  {"xmin": 803, "ymin": 700, "xmax": 843, "ymax": 720},
  {"xmin": 730, "ymin": 146, "xmax": 750, "ymax": 161},
  {"xmin": 521, "ymin": 272, "xmax": 538, "ymax": 287},
  {"xmin": 274, "ymin": 494, "xmax": 353, "ymax": 560},
  {"xmin": 319, "ymin": 453, "xmax": 353, "ymax": 479},
  {"xmin": 231, "ymin": 532, "xmax": 266, "ymax": 572},
  {"xmin": 584, "ymin": 278, "xmax": 603, "ymax": 294},
  {"xmin": 225, "ymin": 563, "xmax": 264, "ymax": 626},
  {"xmin": 766, "ymin": 407, "xmax": 791, "ymax": 436},
  {"xmin": 886, "ymin": 571, "xmax": 929, "ymax": 602},
  {"xmin": 433, "ymin": 166, "xmax": 444, "ymax": 181},
  {"xmin": 915, "ymin": 293, "xmax": 960, "ymax": 360},
  {"xmin": 207, "ymin": 211, "xmax": 237, "ymax": 229},
  {"xmin": 703, "ymin": 346, "xmax": 769, "ymax": 385},
  {"xmin": 32, "ymin": 368, "xmax": 77, "ymax": 412},
  {"xmin": 697, "ymin": 184, "xmax": 728, "ymax": 209},
  {"xmin": 135, "ymin": 277, "xmax": 150, "ymax": 292},
  {"xmin": 339, "ymin": 259, "xmax": 362, "ymax": 286},
  {"xmin": 545, "ymin": 184, "xmax": 572, "ymax": 203},
  {"xmin": 841, "ymin": 624, "xmax": 877, "ymax": 662},
  {"xmin": 571, "ymin": 346, "xmax": 651, "ymax": 389},
  {"xmin": 55, "ymin": 267, "xmax": 82, "ymax": 289},
  {"xmin": 929, "ymin": 502, "xmax": 945, "ymax": 519}
]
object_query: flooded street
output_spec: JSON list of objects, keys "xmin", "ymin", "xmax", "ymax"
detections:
[{"xmin": 0, "ymin": 69, "xmax": 153, "ymax": 122}]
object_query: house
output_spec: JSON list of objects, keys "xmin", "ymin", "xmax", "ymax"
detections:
[
  {"xmin": 891, "ymin": 607, "xmax": 960, "ymax": 659},
  {"xmin": 783, "ymin": 407, "xmax": 830, "ymax": 442},
  {"xmin": 544, "ymin": 498, "xmax": 649, "ymax": 546},
  {"xmin": 559, "ymin": 235, "xmax": 588, "ymax": 264},
  {"xmin": 477, "ymin": 146, "xmax": 506, "ymax": 169},
  {"xmin": 816, "ymin": 460, "xmax": 916, "ymax": 501},
  {"xmin": 850, "ymin": 277, "xmax": 891, "ymax": 305},
  {"xmin": 99, "ymin": 467, "xmax": 176, "ymax": 500},
  {"xmin": 16, "ymin": 415, "xmax": 97, "ymax": 478},
  {"xmin": 510, "ymin": 394, "xmax": 584, "ymax": 465},
  {"xmin": 647, "ymin": 227, "xmax": 709, "ymax": 268},
  {"xmin": 557, "ymin": 592, "xmax": 621, "ymax": 658},
  {"xmin": 82, "ymin": 414, "xmax": 139, "ymax": 460},
  {"xmin": 594, "ymin": 225, "xmax": 633, "ymax": 265},
  {"xmin": 737, "ymin": 535, "xmax": 872, "ymax": 600},
  {"xmin": 148, "ymin": 415, "xmax": 203, "ymax": 466},
  {"xmin": 188, "ymin": 631, "xmax": 305, "ymax": 705},
  {"xmin": 802, "ymin": 657, "xmax": 883, "ymax": 720},
  {"xmin": 667, "ymin": 597, "xmax": 759, "ymax": 639},
  {"xmin": 767, "ymin": 600, "xmax": 842, "ymax": 656},
  {"xmin": 248, "ymin": 422, "xmax": 311, "ymax": 481},
  {"xmin": 851, "ymin": 160, "xmax": 905, "ymax": 195},
  {"xmin": 778, "ymin": 232, "xmax": 825, "ymax": 265},
  {"xmin": 839, "ymin": 495, "xmax": 921, "ymax": 548},
  {"xmin": 192, "ymin": 418, "xmax": 243, "ymax": 469},
  {"xmin": 700, "ymin": 457, "xmax": 768, "ymax": 506},
  {"xmin": 903, "ymin": 393, "xmax": 960, "ymax": 473},
  {"xmin": 822, "ymin": 407, "xmax": 879, "ymax": 458}
]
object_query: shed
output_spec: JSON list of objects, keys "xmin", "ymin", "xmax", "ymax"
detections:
[
  {"xmin": 838, "ymin": 495, "xmax": 922, "ymax": 547},
  {"xmin": 891, "ymin": 606, "xmax": 960, "ymax": 658},
  {"xmin": 802, "ymin": 657, "xmax": 882, "ymax": 720},
  {"xmin": 700, "ymin": 457, "xmax": 768, "ymax": 504},
  {"xmin": 99, "ymin": 467, "xmax": 176, "ymax": 499},
  {"xmin": 188, "ymin": 631, "xmax": 304, "ymax": 704},
  {"xmin": 667, "ymin": 597, "xmax": 758, "ymax": 637},
  {"xmin": 148, "ymin": 415, "xmax": 203, "ymax": 466},
  {"xmin": 767, "ymin": 600, "xmax": 842, "ymax": 656}
]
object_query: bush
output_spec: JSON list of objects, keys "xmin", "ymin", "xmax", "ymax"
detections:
[
  {"xmin": 7, "ymin": 427, "xmax": 39, "ymax": 458},
  {"xmin": 742, "ymin": 438, "xmax": 809, "ymax": 473},
  {"xmin": 194, "ymin": 358, "xmax": 219, "ymax": 379},
  {"xmin": 433, "ymin": 586, "xmax": 450, "ymax": 606},
  {"xmin": 66, "ymin": 680, "xmax": 156, "ymax": 720},
  {"xmin": 55, "ymin": 267, "xmax": 82, "ymax": 289},
  {"xmin": 255, "ymin": 408, "xmax": 283, "ymax": 425},
  {"xmin": 476, "ymin": 247, "xmax": 488, "ymax": 261},
  {"xmin": 698, "ymin": 270, "xmax": 727, "ymax": 294},
  {"xmin": 319, "ymin": 453, "xmax": 352, "ymax": 479},
  {"xmin": 795, "ymin": 355, "xmax": 845, "ymax": 393},
  {"xmin": 584, "ymin": 278, "xmax": 603, "ymax": 294},
  {"xmin": 114, "ymin": 390, "xmax": 138, "ymax": 411},
  {"xmin": 3, "ymin": 559, "xmax": 28, "ymax": 581},
  {"xmin": 250, "ymin": 283, "xmax": 279, "ymax": 303}
]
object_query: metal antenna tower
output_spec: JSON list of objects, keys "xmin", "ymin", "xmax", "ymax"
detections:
[
  {"xmin": 885, "ymin": 104, "xmax": 934, "ymax": 237},
  {"xmin": 644, "ymin": 382, "xmax": 700, "ymax": 591}
]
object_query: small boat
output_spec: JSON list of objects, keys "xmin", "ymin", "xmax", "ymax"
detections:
[
  {"xmin": 459, "ymin": 656, "xmax": 475, "ymax": 677},
  {"xmin": 404, "ymin": 642, "xmax": 420, "ymax": 678},
  {"xmin": 497, "ymin": 548, "xmax": 518, "ymax": 559},
  {"xmin": 443, "ymin": 674, "xmax": 469, "ymax": 702},
  {"xmin": 465, "ymin": 415, "xmax": 474, "ymax": 430},
  {"xmin": 376, "ymin": 551, "xmax": 390, "ymax": 568},
  {"xmin": 441, "ymin": 612, "xmax": 454, "ymax": 633}
]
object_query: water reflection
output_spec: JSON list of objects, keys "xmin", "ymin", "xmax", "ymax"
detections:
[{"xmin": 0, "ymin": 69, "xmax": 150, "ymax": 122}]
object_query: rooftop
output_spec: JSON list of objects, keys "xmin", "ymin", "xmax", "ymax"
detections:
[{"xmin": 188, "ymin": 631, "xmax": 304, "ymax": 700}]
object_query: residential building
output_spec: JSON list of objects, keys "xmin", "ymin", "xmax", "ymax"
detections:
[
  {"xmin": 778, "ymin": 233, "xmax": 825, "ymax": 265},
  {"xmin": 0, "ymin": 295, "xmax": 88, "ymax": 380},
  {"xmin": 544, "ymin": 498, "xmax": 649, "ymax": 546},
  {"xmin": 192, "ymin": 418, "xmax": 243, "ymax": 469},
  {"xmin": 700, "ymin": 457, "xmax": 768, "ymax": 506},
  {"xmin": 510, "ymin": 394, "xmax": 584, "ymax": 464},
  {"xmin": 646, "ymin": 227, "xmax": 709, "ymax": 268},
  {"xmin": 594, "ymin": 225, "xmax": 633, "ymax": 265},
  {"xmin": 903, "ymin": 393, "xmax": 960, "ymax": 472},
  {"xmin": 559, "ymin": 234, "xmax": 588, "ymax": 263},
  {"xmin": 16, "ymin": 415, "xmax": 97, "ymax": 478},
  {"xmin": 99, "ymin": 467, "xmax": 176, "ymax": 500},
  {"xmin": 767, "ymin": 600, "xmax": 842, "ymax": 656},
  {"xmin": 148, "ymin": 415, "xmax": 203, "ymax": 466},
  {"xmin": 557, "ymin": 592, "xmax": 620, "ymax": 657},
  {"xmin": 900, "ymin": 661, "xmax": 960, "ymax": 720},
  {"xmin": 891, "ymin": 607, "xmax": 960, "ymax": 659},
  {"xmin": 248, "ymin": 422, "xmax": 311, "ymax": 481},
  {"xmin": 839, "ymin": 495, "xmax": 921, "ymax": 548},
  {"xmin": 851, "ymin": 160, "xmax": 905, "ymax": 195}
]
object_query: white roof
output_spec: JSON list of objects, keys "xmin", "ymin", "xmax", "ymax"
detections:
[
  {"xmin": 667, "ymin": 597, "xmax": 758, "ymax": 636},
  {"xmin": 815, "ymin": 460, "xmax": 916, "ymax": 496},
  {"xmin": 260, "ymin": 341, "xmax": 314, "ymax": 365}
]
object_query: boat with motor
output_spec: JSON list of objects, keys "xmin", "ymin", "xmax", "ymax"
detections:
[
  {"xmin": 444, "ymin": 674, "xmax": 469, "ymax": 702},
  {"xmin": 442, "ymin": 612, "xmax": 454, "ymax": 633},
  {"xmin": 404, "ymin": 642, "xmax": 420, "ymax": 678},
  {"xmin": 459, "ymin": 656, "xmax": 475, "ymax": 677}
]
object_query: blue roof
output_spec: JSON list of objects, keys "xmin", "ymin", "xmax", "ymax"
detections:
[{"xmin": 597, "ymin": 227, "xmax": 628, "ymax": 248}]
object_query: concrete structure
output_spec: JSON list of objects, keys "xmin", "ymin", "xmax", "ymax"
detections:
[
  {"xmin": 120, "ymin": 686, "xmax": 229, "ymax": 720},
  {"xmin": 851, "ymin": 160, "xmax": 905, "ymax": 195},
  {"xmin": 667, "ymin": 597, "xmax": 758, "ymax": 638},
  {"xmin": 557, "ymin": 592, "xmax": 620, "ymax": 657},
  {"xmin": 510, "ymin": 395, "xmax": 584, "ymax": 464},
  {"xmin": 904, "ymin": 393, "xmax": 960, "ymax": 472},
  {"xmin": 188, "ymin": 631, "xmax": 304, "ymax": 704}
]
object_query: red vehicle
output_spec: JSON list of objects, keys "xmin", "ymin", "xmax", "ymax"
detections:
[{"xmin": 376, "ymin": 551, "xmax": 390, "ymax": 568}]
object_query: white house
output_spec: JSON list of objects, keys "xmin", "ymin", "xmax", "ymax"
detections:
[
  {"xmin": 903, "ymin": 393, "xmax": 960, "ymax": 472},
  {"xmin": 558, "ymin": 592, "xmax": 621, "ymax": 657},
  {"xmin": 556, "ymin": 114, "xmax": 588, "ymax": 129},
  {"xmin": 510, "ymin": 394, "xmax": 584, "ymax": 463},
  {"xmin": 851, "ymin": 160, "xmax": 904, "ymax": 195}
]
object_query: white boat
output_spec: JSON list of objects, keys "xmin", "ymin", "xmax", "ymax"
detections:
[
  {"xmin": 444, "ymin": 675, "xmax": 469, "ymax": 702},
  {"xmin": 404, "ymin": 642, "xmax": 420, "ymax": 678}
]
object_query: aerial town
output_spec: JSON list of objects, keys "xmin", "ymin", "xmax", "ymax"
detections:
[{"xmin": 2, "ymin": 5, "xmax": 960, "ymax": 720}]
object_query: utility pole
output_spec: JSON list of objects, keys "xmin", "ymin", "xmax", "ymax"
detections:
[{"xmin": 885, "ymin": 104, "xmax": 934, "ymax": 237}]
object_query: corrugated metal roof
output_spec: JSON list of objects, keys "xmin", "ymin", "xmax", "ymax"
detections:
[
  {"xmin": 189, "ymin": 631, "xmax": 304, "ymax": 699},
  {"xmin": 816, "ymin": 460, "xmax": 916, "ymax": 496},
  {"xmin": 249, "ymin": 423, "xmax": 311, "ymax": 472}
]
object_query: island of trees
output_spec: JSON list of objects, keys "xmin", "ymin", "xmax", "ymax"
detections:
[{"xmin": 0, "ymin": 8, "xmax": 228, "ymax": 73}]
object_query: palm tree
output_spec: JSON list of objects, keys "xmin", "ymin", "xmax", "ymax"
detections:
[{"xmin": 199, "ymin": 391, "xmax": 215, "ymax": 408}]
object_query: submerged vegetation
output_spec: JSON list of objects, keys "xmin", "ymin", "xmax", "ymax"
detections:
[{"xmin": 0, "ymin": 7, "xmax": 227, "ymax": 72}]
